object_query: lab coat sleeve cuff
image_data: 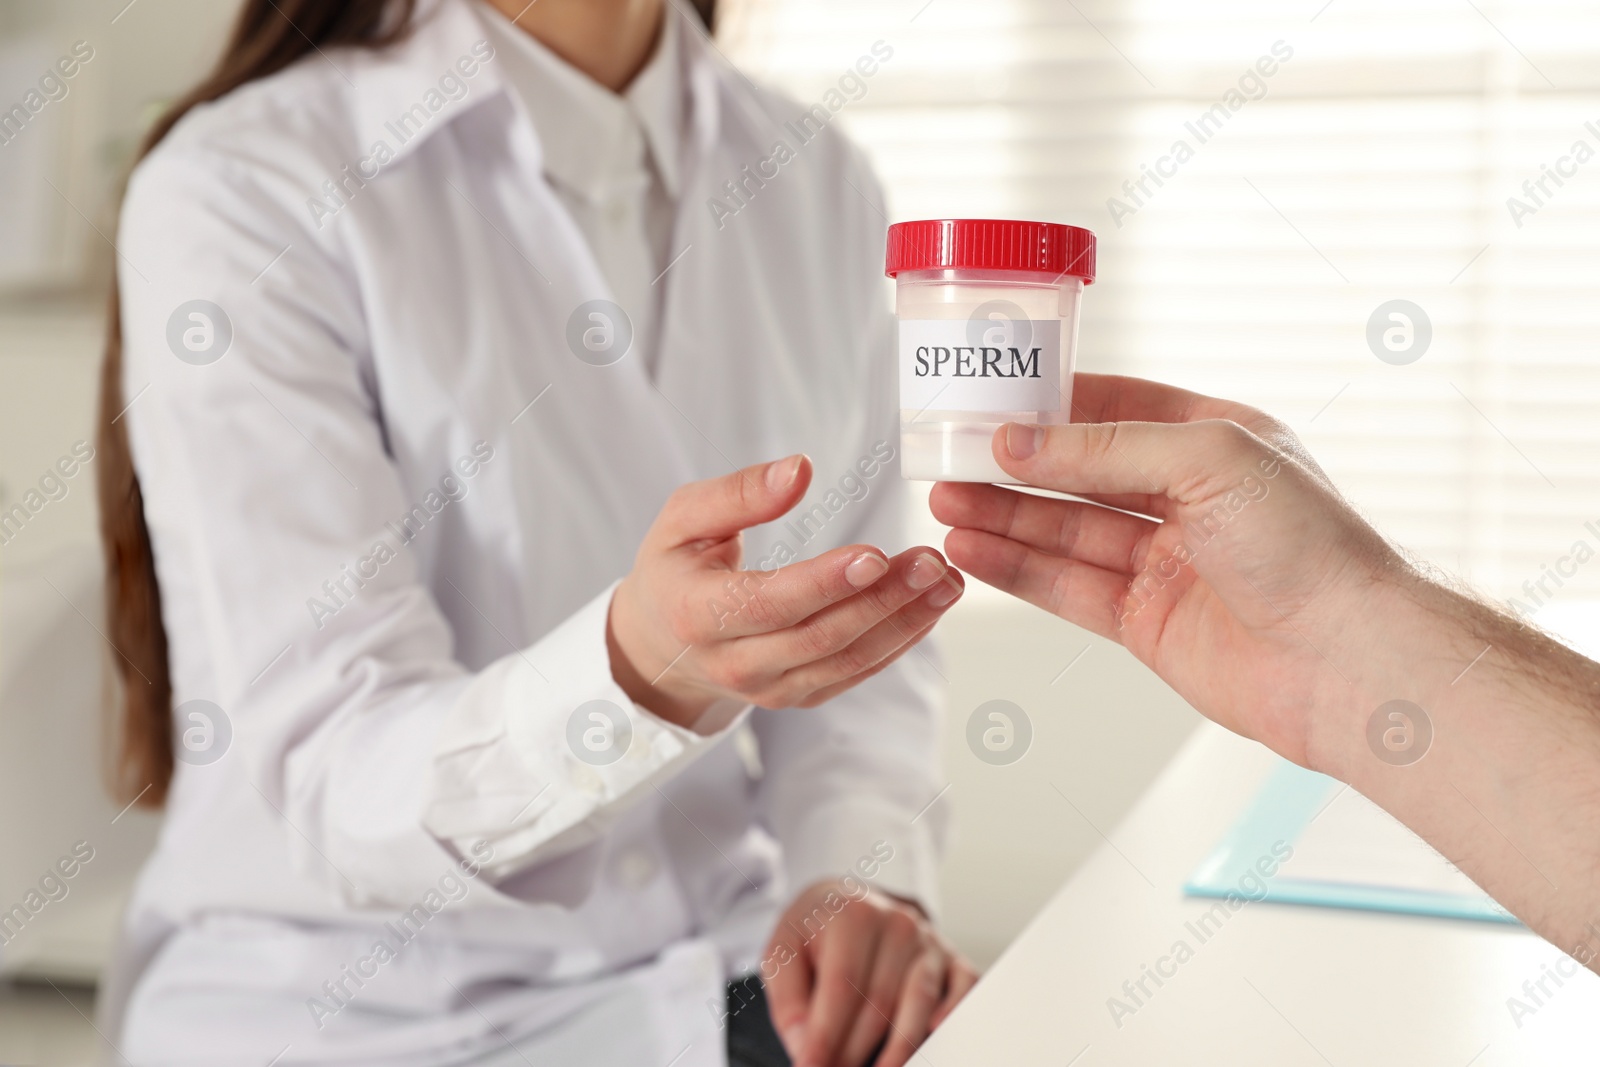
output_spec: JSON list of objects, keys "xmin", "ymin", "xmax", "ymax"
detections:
[
  {"xmin": 780, "ymin": 796, "xmax": 943, "ymax": 920},
  {"xmin": 424, "ymin": 581, "xmax": 750, "ymax": 879}
]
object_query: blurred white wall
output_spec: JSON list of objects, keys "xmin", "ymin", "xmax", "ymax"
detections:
[
  {"xmin": 932, "ymin": 591, "xmax": 1199, "ymax": 966},
  {"xmin": 0, "ymin": 306, "xmax": 162, "ymax": 984},
  {"xmin": 0, "ymin": 0, "xmax": 242, "ymax": 292}
]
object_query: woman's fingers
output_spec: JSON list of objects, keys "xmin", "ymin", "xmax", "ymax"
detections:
[
  {"xmin": 619, "ymin": 455, "xmax": 972, "ymax": 719},
  {"xmin": 730, "ymin": 549, "xmax": 957, "ymax": 666},
  {"xmin": 648, "ymin": 454, "xmax": 814, "ymax": 551},
  {"xmin": 795, "ymin": 622, "xmax": 938, "ymax": 708},
  {"xmin": 786, "ymin": 550, "xmax": 955, "ymax": 653},
  {"xmin": 624, "ymin": 542, "xmax": 959, "ymax": 715},
  {"xmin": 801, "ymin": 916, "xmax": 879, "ymax": 1067},
  {"xmin": 762, "ymin": 935, "xmax": 814, "ymax": 1062},
  {"xmin": 691, "ymin": 545, "xmax": 956, "ymax": 644},
  {"xmin": 778, "ymin": 578, "xmax": 958, "ymax": 706},
  {"xmin": 689, "ymin": 542, "xmax": 897, "ymax": 640},
  {"xmin": 871, "ymin": 948, "xmax": 946, "ymax": 1067},
  {"xmin": 838, "ymin": 913, "xmax": 920, "ymax": 1067},
  {"xmin": 943, "ymin": 527, "xmax": 1128, "ymax": 638},
  {"xmin": 928, "ymin": 482, "xmax": 1155, "ymax": 574},
  {"xmin": 928, "ymin": 957, "xmax": 979, "ymax": 1031}
]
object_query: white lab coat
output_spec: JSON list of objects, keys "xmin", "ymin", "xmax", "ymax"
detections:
[{"xmin": 102, "ymin": 1, "xmax": 946, "ymax": 1064}]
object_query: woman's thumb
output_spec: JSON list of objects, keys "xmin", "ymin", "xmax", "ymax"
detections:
[{"xmin": 647, "ymin": 454, "xmax": 812, "ymax": 550}]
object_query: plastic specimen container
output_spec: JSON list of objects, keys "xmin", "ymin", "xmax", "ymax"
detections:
[{"xmin": 885, "ymin": 219, "xmax": 1097, "ymax": 482}]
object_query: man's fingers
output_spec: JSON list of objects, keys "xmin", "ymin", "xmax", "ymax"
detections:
[
  {"xmin": 1071, "ymin": 373, "xmax": 1322, "ymax": 482},
  {"xmin": 648, "ymin": 454, "xmax": 813, "ymax": 551},
  {"xmin": 801, "ymin": 916, "xmax": 878, "ymax": 1067},
  {"xmin": 991, "ymin": 419, "xmax": 1266, "ymax": 502},
  {"xmin": 943, "ymin": 528, "xmax": 1129, "ymax": 639},
  {"xmin": 1071, "ymin": 490, "xmax": 1172, "ymax": 521},
  {"xmin": 870, "ymin": 948, "xmax": 945, "ymax": 1067},
  {"xmin": 694, "ymin": 542, "xmax": 896, "ymax": 640},
  {"xmin": 1070, "ymin": 371, "xmax": 1205, "ymax": 424},
  {"xmin": 762, "ymin": 935, "xmax": 814, "ymax": 1061},
  {"xmin": 1070, "ymin": 372, "xmax": 1265, "ymax": 431},
  {"xmin": 929, "ymin": 482, "xmax": 1155, "ymax": 574}
]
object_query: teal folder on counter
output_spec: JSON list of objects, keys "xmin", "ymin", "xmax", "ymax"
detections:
[{"xmin": 1184, "ymin": 760, "xmax": 1518, "ymax": 925}]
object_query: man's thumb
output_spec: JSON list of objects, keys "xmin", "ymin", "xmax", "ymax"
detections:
[{"xmin": 648, "ymin": 454, "xmax": 812, "ymax": 550}]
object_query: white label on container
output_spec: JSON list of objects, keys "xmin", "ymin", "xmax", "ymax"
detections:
[{"xmin": 898, "ymin": 317, "xmax": 1063, "ymax": 414}]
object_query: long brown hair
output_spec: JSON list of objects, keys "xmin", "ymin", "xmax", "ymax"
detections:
[
  {"xmin": 98, "ymin": 0, "xmax": 717, "ymax": 808},
  {"xmin": 98, "ymin": 0, "xmax": 416, "ymax": 808}
]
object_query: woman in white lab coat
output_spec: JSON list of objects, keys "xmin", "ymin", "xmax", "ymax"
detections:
[{"xmin": 93, "ymin": 0, "xmax": 976, "ymax": 1063}]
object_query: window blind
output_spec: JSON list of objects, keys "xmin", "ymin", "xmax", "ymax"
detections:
[{"xmin": 719, "ymin": 0, "xmax": 1600, "ymax": 614}]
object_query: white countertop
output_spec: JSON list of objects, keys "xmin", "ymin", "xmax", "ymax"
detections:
[{"xmin": 923, "ymin": 722, "xmax": 1600, "ymax": 1066}]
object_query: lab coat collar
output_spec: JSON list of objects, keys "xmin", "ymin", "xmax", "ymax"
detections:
[
  {"xmin": 473, "ymin": 1, "xmax": 685, "ymax": 204},
  {"xmin": 346, "ymin": 0, "xmax": 720, "ymax": 182},
  {"xmin": 628, "ymin": 9, "xmax": 686, "ymax": 199},
  {"xmin": 679, "ymin": 4, "xmax": 724, "ymax": 168},
  {"xmin": 343, "ymin": 0, "xmax": 511, "ymax": 168}
]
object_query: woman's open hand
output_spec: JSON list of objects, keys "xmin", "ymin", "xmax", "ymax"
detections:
[{"xmin": 609, "ymin": 455, "xmax": 963, "ymax": 728}]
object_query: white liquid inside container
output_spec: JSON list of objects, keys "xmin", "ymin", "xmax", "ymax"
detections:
[{"xmin": 895, "ymin": 269, "xmax": 1084, "ymax": 483}]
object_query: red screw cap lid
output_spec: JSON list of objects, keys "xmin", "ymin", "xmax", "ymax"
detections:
[{"xmin": 885, "ymin": 219, "xmax": 1096, "ymax": 283}]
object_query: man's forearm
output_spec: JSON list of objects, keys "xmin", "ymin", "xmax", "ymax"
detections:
[{"xmin": 1313, "ymin": 573, "xmax": 1600, "ymax": 963}]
